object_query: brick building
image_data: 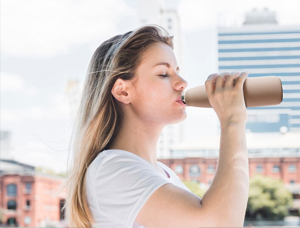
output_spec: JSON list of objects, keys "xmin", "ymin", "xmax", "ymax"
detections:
[
  {"xmin": 0, "ymin": 159, "xmax": 67, "ymax": 227},
  {"xmin": 159, "ymin": 156, "xmax": 300, "ymax": 185}
]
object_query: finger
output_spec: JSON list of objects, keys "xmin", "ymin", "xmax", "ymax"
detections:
[
  {"xmin": 224, "ymin": 73, "xmax": 239, "ymax": 88},
  {"xmin": 224, "ymin": 72, "xmax": 237, "ymax": 84},
  {"xmin": 215, "ymin": 74, "xmax": 226, "ymax": 89},
  {"xmin": 206, "ymin": 73, "xmax": 218, "ymax": 80},
  {"xmin": 206, "ymin": 73, "xmax": 218, "ymax": 84},
  {"xmin": 232, "ymin": 72, "xmax": 240, "ymax": 86},
  {"xmin": 234, "ymin": 72, "xmax": 249, "ymax": 89},
  {"xmin": 219, "ymin": 72, "xmax": 230, "ymax": 87},
  {"xmin": 219, "ymin": 72, "xmax": 230, "ymax": 77},
  {"xmin": 205, "ymin": 73, "xmax": 218, "ymax": 94}
]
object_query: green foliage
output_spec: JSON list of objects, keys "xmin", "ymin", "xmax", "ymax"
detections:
[
  {"xmin": 182, "ymin": 180, "xmax": 206, "ymax": 198},
  {"xmin": 246, "ymin": 174, "xmax": 293, "ymax": 220},
  {"xmin": 35, "ymin": 166, "xmax": 68, "ymax": 177}
]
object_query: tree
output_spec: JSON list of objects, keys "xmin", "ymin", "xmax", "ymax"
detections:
[
  {"xmin": 182, "ymin": 180, "xmax": 206, "ymax": 198},
  {"xmin": 35, "ymin": 166, "xmax": 68, "ymax": 177},
  {"xmin": 246, "ymin": 174, "xmax": 293, "ymax": 220}
]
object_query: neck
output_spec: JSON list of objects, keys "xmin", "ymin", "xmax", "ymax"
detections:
[{"xmin": 107, "ymin": 117, "xmax": 165, "ymax": 166}]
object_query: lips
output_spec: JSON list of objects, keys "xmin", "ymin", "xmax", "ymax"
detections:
[{"xmin": 176, "ymin": 96, "xmax": 182, "ymax": 102}]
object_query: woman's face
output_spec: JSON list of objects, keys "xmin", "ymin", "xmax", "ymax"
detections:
[{"xmin": 129, "ymin": 42, "xmax": 188, "ymax": 126}]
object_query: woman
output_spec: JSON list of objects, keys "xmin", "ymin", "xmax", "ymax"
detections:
[{"xmin": 62, "ymin": 24, "xmax": 249, "ymax": 228}]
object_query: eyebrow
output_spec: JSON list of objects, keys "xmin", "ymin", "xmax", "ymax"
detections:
[{"xmin": 153, "ymin": 62, "xmax": 180, "ymax": 72}]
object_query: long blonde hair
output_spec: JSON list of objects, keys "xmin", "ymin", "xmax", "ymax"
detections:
[{"xmin": 58, "ymin": 24, "xmax": 174, "ymax": 227}]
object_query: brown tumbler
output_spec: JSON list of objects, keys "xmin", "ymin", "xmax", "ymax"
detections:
[{"xmin": 182, "ymin": 76, "xmax": 283, "ymax": 108}]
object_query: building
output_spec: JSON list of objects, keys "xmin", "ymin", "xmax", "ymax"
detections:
[
  {"xmin": 158, "ymin": 131, "xmax": 300, "ymax": 214},
  {"xmin": 0, "ymin": 159, "xmax": 67, "ymax": 227},
  {"xmin": 137, "ymin": 0, "xmax": 185, "ymax": 159},
  {"xmin": 218, "ymin": 8, "xmax": 300, "ymax": 133}
]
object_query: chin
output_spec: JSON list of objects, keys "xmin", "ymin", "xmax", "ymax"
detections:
[
  {"xmin": 179, "ymin": 113, "xmax": 187, "ymax": 122},
  {"xmin": 169, "ymin": 112, "xmax": 187, "ymax": 125}
]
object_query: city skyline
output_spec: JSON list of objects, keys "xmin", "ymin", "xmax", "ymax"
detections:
[{"xmin": 1, "ymin": 0, "xmax": 300, "ymax": 172}]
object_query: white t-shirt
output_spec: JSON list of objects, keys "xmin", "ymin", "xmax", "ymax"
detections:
[{"xmin": 85, "ymin": 149, "xmax": 193, "ymax": 228}]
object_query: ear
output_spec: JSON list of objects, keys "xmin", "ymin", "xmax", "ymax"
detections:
[{"xmin": 111, "ymin": 78, "xmax": 132, "ymax": 104}]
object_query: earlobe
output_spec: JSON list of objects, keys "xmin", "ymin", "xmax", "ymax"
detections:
[{"xmin": 111, "ymin": 79, "xmax": 131, "ymax": 104}]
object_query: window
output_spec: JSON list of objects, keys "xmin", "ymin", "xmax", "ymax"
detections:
[
  {"xmin": 7, "ymin": 184, "xmax": 17, "ymax": 196},
  {"xmin": 7, "ymin": 200, "xmax": 17, "ymax": 210},
  {"xmin": 288, "ymin": 164, "xmax": 296, "ymax": 173},
  {"xmin": 189, "ymin": 165, "xmax": 201, "ymax": 177},
  {"xmin": 256, "ymin": 164, "xmax": 264, "ymax": 173},
  {"xmin": 25, "ymin": 200, "xmax": 31, "ymax": 210},
  {"xmin": 7, "ymin": 217, "xmax": 17, "ymax": 226},
  {"xmin": 25, "ymin": 183, "xmax": 32, "ymax": 193},
  {"xmin": 25, "ymin": 183, "xmax": 32, "ymax": 190},
  {"xmin": 272, "ymin": 165, "xmax": 280, "ymax": 173},
  {"xmin": 290, "ymin": 180, "xmax": 295, "ymax": 184},
  {"xmin": 175, "ymin": 165, "xmax": 183, "ymax": 174},
  {"xmin": 206, "ymin": 165, "xmax": 215, "ymax": 174}
]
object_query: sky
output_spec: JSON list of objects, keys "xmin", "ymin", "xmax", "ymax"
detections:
[{"xmin": 1, "ymin": 0, "xmax": 300, "ymax": 173}]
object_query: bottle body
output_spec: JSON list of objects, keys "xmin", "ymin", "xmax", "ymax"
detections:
[{"xmin": 182, "ymin": 76, "xmax": 283, "ymax": 108}]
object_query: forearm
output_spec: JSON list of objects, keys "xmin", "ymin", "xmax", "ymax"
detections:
[{"xmin": 201, "ymin": 122, "xmax": 249, "ymax": 227}]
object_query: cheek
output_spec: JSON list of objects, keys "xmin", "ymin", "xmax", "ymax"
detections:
[
  {"xmin": 136, "ymin": 81, "xmax": 164, "ymax": 104},
  {"xmin": 132, "ymin": 79, "xmax": 176, "ymax": 116},
  {"xmin": 134, "ymin": 84, "xmax": 168, "ymax": 114}
]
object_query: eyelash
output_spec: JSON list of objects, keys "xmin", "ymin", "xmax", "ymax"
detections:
[{"xmin": 159, "ymin": 74, "xmax": 169, "ymax": 78}]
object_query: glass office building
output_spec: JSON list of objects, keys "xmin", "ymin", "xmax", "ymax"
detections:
[{"xmin": 218, "ymin": 9, "xmax": 300, "ymax": 133}]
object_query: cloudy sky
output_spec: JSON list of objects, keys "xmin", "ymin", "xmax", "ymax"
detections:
[{"xmin": 1, "ymin": 0, "xmax": 300, "ymax": 173}]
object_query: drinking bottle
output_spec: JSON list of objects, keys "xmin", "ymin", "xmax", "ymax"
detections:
[{"xmin": 181, "ymin": 76, "xmax": 283, "ymax": 108}]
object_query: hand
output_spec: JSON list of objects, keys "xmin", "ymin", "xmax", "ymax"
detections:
[{"xmin": 205, "ymin": 72, "xmax": 248, "ymax": 127}]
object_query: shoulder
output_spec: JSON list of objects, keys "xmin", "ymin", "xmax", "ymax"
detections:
[
  {"xmin": 87, "ymin": 149, "xmax": 148, "ymax": 174},
  {"xmin": 87, "ymin": 150, "xmax": 169, "ymax": 186}
]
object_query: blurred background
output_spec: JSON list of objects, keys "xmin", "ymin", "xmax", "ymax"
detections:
[{"xmin": 1, "ymin": 0, "xmax": 300, "ymax": 227}]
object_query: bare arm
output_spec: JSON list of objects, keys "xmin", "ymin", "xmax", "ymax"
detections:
[{"xmin": 201, "ymin": 122, "xmax": 249, "ymax": 227}]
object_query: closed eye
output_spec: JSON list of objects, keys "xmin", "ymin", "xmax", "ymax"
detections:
[{"xmin": 159, "ymin": 74, "xmax": 169, "ymax": 78}]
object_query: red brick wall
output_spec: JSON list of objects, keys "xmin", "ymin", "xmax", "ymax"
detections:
[
  {"xmin": 158, "ymin": 156, "xmax": 300, "ymax": 185},
  {"xmin": 34, "ymin": 175, "xmax": 66, "ymax": 227}
]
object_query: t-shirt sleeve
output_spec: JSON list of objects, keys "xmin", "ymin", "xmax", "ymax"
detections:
[{"xmin": 93, "ymin": 152, "xmax": 171, "ymax": 227}]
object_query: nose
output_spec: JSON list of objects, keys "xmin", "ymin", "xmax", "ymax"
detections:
[{"xmin": 174, "ymin": 75, "xmax": 188, "ymax": 91}]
